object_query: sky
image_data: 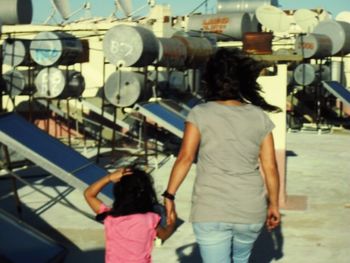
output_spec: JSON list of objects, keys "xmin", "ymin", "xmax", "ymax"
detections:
[{"xmin": 32, "ymin": 0, "xmax": 350, "ymax": 24}]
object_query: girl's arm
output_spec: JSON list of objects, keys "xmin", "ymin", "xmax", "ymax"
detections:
[
  {"xmin": 84, "ymin": 168, "xmax": 131, "ymax": 214},
  {"xmin": 164, "ymin": 122, "xmax": 200, "ymax": 221},
  {"xmin": 259, "ymin": 132, "xmax": 281, "ymax": 231}
]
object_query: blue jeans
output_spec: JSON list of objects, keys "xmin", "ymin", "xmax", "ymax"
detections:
[{"xmin": 193, "ymin": 222, "xmax": 263, "ymax": 263}]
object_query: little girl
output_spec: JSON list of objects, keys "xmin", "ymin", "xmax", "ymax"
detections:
[{"xmin": 84, "ymin": 167, "xmax": 176, "ymax": 263}]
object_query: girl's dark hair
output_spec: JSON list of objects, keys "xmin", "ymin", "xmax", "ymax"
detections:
[
  {"xmin": 96, "ymin": 167, "xmax": 159, "ymax": 222},
  {"xmin": 203, "ymin": 48, "xmax": 281, "ymax": 112}
]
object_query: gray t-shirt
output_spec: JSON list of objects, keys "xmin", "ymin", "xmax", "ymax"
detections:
[{"xmin": 186, "ymin": 101, "xmax": 275, "ymax": 224}]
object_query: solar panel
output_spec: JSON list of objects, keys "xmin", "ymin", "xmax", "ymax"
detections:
[
  {"xmin": 134, "ymin": 101, "xmax": 186, "ymax": 138},
  {"xmin": 0, "ymin": 112, "xmax": 112, "ymax": 202},
  {"xmin": 322, "ymin": 81, "xmax": 350, "ymax": 106},
  {"xmin": 0, "ymin": 208, "xmax": 66, "ymax": 263}
]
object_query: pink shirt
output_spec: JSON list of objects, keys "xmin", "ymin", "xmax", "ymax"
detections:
[{"xmin": 99, "ymin": 204, "xmax": 160, "ymax": 263}]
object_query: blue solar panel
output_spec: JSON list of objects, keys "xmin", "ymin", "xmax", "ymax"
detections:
[
  {"xmin": 0, "ymin": 113, "xmax": 112, "ymax": 199},
  {"xmin": 0, "ymin": 209, "xmax": 66, "ymax": 263},
  {"xmin": 322, "ymin": 81, "xmax": 350, "ymax": 106},
  {"xmin": 143, "ymin": 103, "xmax": 186, "ymax": 132}
]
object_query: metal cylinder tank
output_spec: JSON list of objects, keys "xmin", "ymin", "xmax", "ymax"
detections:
[
  {"xmin": 3, "ymin": 69, "xmax": 36, "ymax": 96},
  {"xmin": 293, "ymin": 63, "xmax": 330, "ymax": 86},
  {"xmin": 104, "ymin": 71, "xmax": 150, "ymax": 107},
  {"xmin": 156, "ymin": 37, "xmax": 187, "ymax": 68},
  {"xmin": 103, "ymin": 25, "xmax": 159, "ymax": 67},
  {"xmin": 217, "ymin": 0, "xmax": 273, "ymax": 14},
  {"xmin": 30, "ymin": 31, "xmax": 83, "ymax": 66},
  {"xmin": 3, "ymin": 39, "xmax": 33, "ymax": 67},
  {"xmin": 187, "ymin": 13, "xmax": 251, "ymax": 41},
  {"xmin": 34, "ymin": 67, "xmax": 85, "ymax": 99},
  {"xmin": 173, "ymin": 36, "xmax": 214, "ymax": 68},
  {"xmin": 148, "ymin": 70, "xmax": 168, "ymax": 89},
  {"xmin": 331, "ymin": 60, "xmax": 347, "ymax": 86},
  {"xmin": 0, "ymin": 0, "xmax": 32, "ymax": 24},
  {"xmin": 314, "ymin": 20, "xmax": 350, "ymax": 55},
  {"xmin": 295, "ymin": 33, "xmax": 333, "ymax": 59},
  {"xmin": 250, "ymin": 14, "xmax": 260, "ymax": 32},
  {"xmin": 168, "ymin": 71, "xmax": 189, "ymax": 92}
]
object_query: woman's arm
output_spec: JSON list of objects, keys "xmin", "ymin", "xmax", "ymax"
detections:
[
  {"xmin": 84, "ymin": 168, "xmax": 131, "ymax": 214},
  {"xmin": 259, "ymin": 132, "xmax": 281, "ymax": 231},
  {"xmin": 164, "ymin": 122, "xmax": 200, "ymax": 220}
]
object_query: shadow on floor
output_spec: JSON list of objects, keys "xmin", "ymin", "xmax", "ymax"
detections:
[
  {"xmin": 176, "ymin": 243, "xmax": 202, "ymax": 263},
  {"xmin": 64, "ymin": 249, "xmax": 105, "ymax": 263},
  {"xmin": 250, "ymin": 224, "xmax": 284, "ymax": 263}
]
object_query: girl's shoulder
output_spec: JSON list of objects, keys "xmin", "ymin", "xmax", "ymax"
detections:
[
  {"xmin": 109, "ymin": 212, "xmax": 160, "ymax": 221},
  {"xmin": 109, "ymin": 212, "xmax": 161, "ymax": 228}
]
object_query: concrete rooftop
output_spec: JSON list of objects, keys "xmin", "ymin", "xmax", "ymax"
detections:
[{"xmin": 1, "ymin": 130, "xmax": 350, "ymax": 263}]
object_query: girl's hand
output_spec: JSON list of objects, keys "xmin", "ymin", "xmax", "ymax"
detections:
[{"xmin": 108, "ymin": 168, "xmax": 133, "ymax": 183}]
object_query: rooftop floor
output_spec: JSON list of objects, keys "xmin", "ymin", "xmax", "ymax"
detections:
[{"xmin": 1, "ymin": 130, "xmax": 350, "ymax": 262}]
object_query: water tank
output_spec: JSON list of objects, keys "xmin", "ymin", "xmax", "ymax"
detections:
[
  {"xmin": 3, "ymin": 69, "xmax": 36, "ymax": 96},
  {"xmin": 173, "ymin": 36, "xmax": 214, "ymax": 68},
  {"xmin": 34, "ymin": 67, "xmax": 85, "ymax": 99},
  {"xmin": 295, "ymin": 33, "xmax": 333, "ymax": 59},
  {"xmin": 156, "ymin": 37, "xmax": 187, "ymax": 68},
  {"xmin": 331, "ymin": 61, "xmax": 346, "ymax": 86},
  {"xmin": 3, "ymin": 39, "xmax": 33, "ymax": 67},
  {"xmin": 293, "ymin": 63, "xmax": 330, "ymax": 86},
  {"xmin": 103, "ymin": 25, "xmax": 159, "ymax": 67},
  {"xmin": 187, "ymin": 13, "xmax": 251, "ymax": 41},
  {"xmin": 217, "ymin": 0, "xmax": 274, "ymax": 14},
  {"xmin": 0, "ymin": 0, "xmax": 32, "ymax": 24},
  {"xmin": 30, "ymin": 31, "xmax": 84, "ymax": 66},
  {"xmin": 104, "ymin": 71, "xmax": 151, "ymax": 107},
  {"xmin": 314, "ymin": 20, "xmax": 350, "ymax": 55},
  {"xmin": 168, "ymin": 71, "xmax": 189, "ymax": 92},
  {"xmin": 148, "ymin": 70, "xmax": 168, "ymax": 89}
]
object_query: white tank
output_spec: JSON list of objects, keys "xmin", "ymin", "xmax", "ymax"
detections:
[
  {"xmin": 3, "ymin": 69, "xmax": 36, "ymax": 96},
  {"xmin": 295, "ymin": 33, "xmax": 332, "ymax": 59},
  {"xmin": 187, "ymin": 13, "xmax": 251, "ymax": 41},
  {"xmin": 217, "ymin": 0, "xmax": 274, "ymax": 14},
  {"xmin": 293, "ymin": 63, "xmax": 330, "ymax": 86},
  {"xmin": 104, "ymin": 71, "xmax": 151, "ymax": 107},
  {"xmin": 103, "ymin": 25, "xmax": 159, "ymax": 67},
  {"xmin": 3, "ymin": 39, "xmax": 33, "ymax": 67},
  {"xmin": 330, "ymin": 61, "xmax": 347, "ymax": 86},
  {"xmin": 34, "ymin": 67, "xmax": 85, "ymax": 99},
  {"xmin": 314, "ymin": 20, "xmax": 350, "ymax": 55},
  {"xmin": 0, "ymin": 0, "xmax": 32, "ymax": 24},
  {"xmin": 30, "ymin": 31, "xmax": 84, "ymax": 66}
]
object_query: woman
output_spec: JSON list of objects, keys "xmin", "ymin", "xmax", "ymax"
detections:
[{"xmin": 162, "ymin": 48, "xmax": 281, "ymax": 263}]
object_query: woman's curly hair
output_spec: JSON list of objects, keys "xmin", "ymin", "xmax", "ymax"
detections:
[{"xmin": 203, "ymin": 48, "xmax": 281, "ymax": 112}]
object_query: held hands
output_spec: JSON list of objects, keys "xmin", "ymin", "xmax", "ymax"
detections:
[
  {"xmin": 266, "ymin": 204, "xmax": 281, "ymax": 231},
  {"xmin": 167, "ymin": 207, "xmax": 177, "ymax": 226},
  {"xmin": 164, "ymin": 197, "xmax": 176, "ymax": 225},
  {"xmin": 108, "ymin": 167, "xmax": 133, "ymax": 183}
]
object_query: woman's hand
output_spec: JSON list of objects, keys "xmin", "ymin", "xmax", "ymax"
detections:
[
  {"xmin": 108, "ymin": 167, "xmax": 133, "ymax": 183},
  {"xmin": 266, "ymin": 204, "xmax": 281, "ymax": 231},
  {"xmin": 164, "ymin": 198, "xmax": 176, "ymax": 225}
]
